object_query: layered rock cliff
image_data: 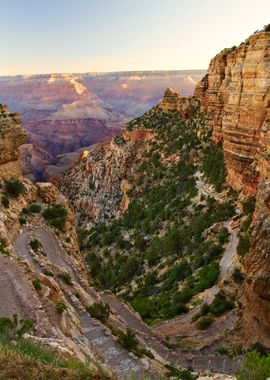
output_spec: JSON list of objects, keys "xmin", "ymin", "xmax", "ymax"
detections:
[
  {"xmin": 194, "ymin": 28, "xmax": 270, "ymax": 348},
  {"xmin": 0, "ymin": 104, "xmax": 26, "ymax": 179},
  {"xmin": 195, "ymin": 30, "xmax": 270, "ymax": 195}
]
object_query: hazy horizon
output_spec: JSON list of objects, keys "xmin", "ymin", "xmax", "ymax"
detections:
[
  {"xmin": 1, "ymin": 0, "xmax": 270, "ymax": 75},
  {"xmin": 0, "ymin": 69, "xmax": 206, "ymax": 78}
]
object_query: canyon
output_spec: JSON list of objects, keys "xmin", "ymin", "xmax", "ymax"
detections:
[
  {"xmin": 0, "ymin": 25, "xmax": 270, "ymax": 380},
  {"xmin": 0, "ymin": 70, "xmax": 204, "ymax": 182}
]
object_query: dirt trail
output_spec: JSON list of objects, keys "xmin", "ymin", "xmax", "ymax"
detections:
[
  {"xmin": 13, "ymin": 222, "xmax": 242, "ymax": 375},
  {"xmin": 13, "ymin": 227, "xmax": 150, "ymax": 378}
]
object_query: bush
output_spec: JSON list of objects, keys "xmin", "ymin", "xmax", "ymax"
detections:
[
  {"xmin": 165, "ymin": 365, "xmax": 197, "ymax": 380},
  {"xmin": 264, "ymin": 24, "xmax": 270, "ymax": 32},
  {"xmin": 55, "ymin": 300, "xmax": 67, "ymax": 314},
  {"xmin": 43, "ymin": 204, "xmax": 68, "ymax": 230},
  {"xmin": 242, "ymin": 197, "xmax": 256, "ymax": 215},
  {"xmin": 0, "ymin": 315, "xmax": 33, "ymax": 339},
  {"xmin": 57, "ymin": 272, "xmax": 72, "ymax": 286},
  {"xmin": 237, "ymin": 235, "xmax": 250, "ymax": 256},
  {"xmin": 32, "ymin": 279, "xmax": 42, "ymax": 291},
  {"xmin": 86, "ymin": 302, "xmax": 110, "ymax": 323},
  {"xmin": 191, "ymin": 303, "xmax": 210, "ymax": 322},
  {"xmin": 209, "ymin": 292, "xmax": 234, "ymax": 316},
  {"xmin": 29, "ymin": 239, "xmax": 41, "ymax": 252},
  {"xmin": 4, "ymin": 180, "xmax": 25, "ymax": 198},
  {"xmin": 1, "ymin": 195, "xmax": 9, "ymax": 208},
  {"xmin": 232, "ymin": 267, "xmax": 245, "ymax": 284},
  {"xmin": 196, "ymin": 316, "xmax": 213, "ymax": 330},
  {"xmin": 237, "ymin": 351, "xmax": 270, "ymax": 380},
  {"xmin": 19, "ymin": 217, "xmax": 26, "ymax": 225},
  {"xmin": 29, "ymin": 203, "xmax": 41, "ymax": 213},
  {"xmin": 117, "ymin": 328, "xmax": 139, "ymax": 351}
]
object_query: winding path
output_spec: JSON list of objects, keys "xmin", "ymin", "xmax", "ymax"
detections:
[
  {"xmin": 13, "ymin": 222, "xmax": 242, "ymax": 376},
  {"xmin": 13, "ymin": 227, "xmax": 151, "ymax": 379}
]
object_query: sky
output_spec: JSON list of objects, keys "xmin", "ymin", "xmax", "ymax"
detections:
[{"xmin": 1, "ymin": 0, "xmax": 270, "ymax": 75}]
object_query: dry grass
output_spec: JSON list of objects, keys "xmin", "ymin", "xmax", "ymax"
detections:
[{"xmin": 0, "ymin": 343, "xmax": 110, "ymax": 380}]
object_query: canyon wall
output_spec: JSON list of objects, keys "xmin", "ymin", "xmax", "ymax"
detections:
[
  {"xmin": 0, "ymin": 104, "xmax": 26, "ymax": 179},
  {"xmin": 195, "ymin": 30, "xmax": 270, "ymax": 195},
  {"xmin": 195, "ymin": 29, "xmax": 270, "ymax": 348}
]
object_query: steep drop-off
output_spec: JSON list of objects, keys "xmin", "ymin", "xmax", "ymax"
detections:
[
  {"xmin": 195, "ymin": 30, "xmax": 270, "ymax": 195},
  {"xmin": 194, "ymin": 27, "xmax": 270, "ymax": 349}
]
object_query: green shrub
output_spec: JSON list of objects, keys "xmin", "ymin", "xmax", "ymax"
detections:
[
  {"xmin": 57, "ymin": 272, "xmax": 72, "ymax": 286},
  {"xmin": 237, "ymin": 235, "xmax": 251, "ymax": 256},
  {"xmin": 0, "ymin": 315, "xmax": 33, "ymax": 339},
  {"xmin": 165, "ymin": 365, "xmax": 197, "ymax": 380},
  {"xmin": 43, "ymin": 270, "xmax": 54, "ymax": 277},
  {"xmin": 191, "ymin": 303, "xmax": 210, "ymax": 323},
  {"xmin": 29, "ymin": 203, "xmax": 41, "ymax": 213},
  {"xmin": 209, "ymin": 292, "xmax": 234, "ymax": 316},
  {"xmin": 196, "ymin": 316, "xmax": 213, "ymax": 330},
  {"xmin": 237, "ymin": 351, "xmax": 270, "ymax": 380},
  {"xmin": 242, "ymin": 196, "xmax": 256, "ymax": 215},
  {"xmin": 117, "ymin": 328, "xmax": 139, "ymax": 351},
  {"xmin": 4, "ymin": 180, "xmax": 25, "ymax": 198},
  {"xmin": 0, "ymin": 242, "xmax": 10, "ymax": 256},
  {"xmin": 43, "ymin": 204, "xmax": 68, "ymax": 230},
  {"xmin": 232, "ymin": 267, "xmax": 245, "ymax": 284},
  {"xmin": 1, "ymin": 195, "xmax": 9, "ymax": 208},
  {"xmin": 264, "ymin": 24, "xmax": 270, "ymax": 32},
  {"xmin": 86, "ymin": 302, "xmax": 110, "ymax": 323},
  {"xmin": 32, "ymin": 279, "xmax": 42, "ymax": 291},
  {"xmin": 29, "ymin": 239, "xmax": 41, "ymax": 252},
  {"xmin": 21, "ymin": 207, "xmax": 30, "ymax": 215},
  {"xmin": 55, "ymin": 300, "xmax": 67, "ymax": 314},
  {"xmin": 19, "ymin": 217, "xmax": 26, "ymax": 225}
]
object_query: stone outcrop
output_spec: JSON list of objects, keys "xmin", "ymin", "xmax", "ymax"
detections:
[
  {"xmin": 160, "ymin": 88, "xmax": 198, "ymax": 118},
  {"xmin": 238, "ymin": 180, "xmax": 270, "ymax": 347},
  {"xmin": 0, "ymin": 104, "xmax": 26, "ymax": 179},
  {"xmin": 59, "ymin": 138, "xmax": 138, "ymax": 227},
  {"xmin": 195, "ymin": 31, "xmax": 270, "ymax": 195}
]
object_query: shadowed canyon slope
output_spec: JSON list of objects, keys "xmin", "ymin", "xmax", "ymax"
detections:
[{"xmin": 0, "ymin": 70, "xmax": 205, "ymax": 181}]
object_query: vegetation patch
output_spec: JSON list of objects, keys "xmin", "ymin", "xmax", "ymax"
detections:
[
  {"xmin": 81, "ymin": 107, "xmax": 236, "ymax": 324},
  {"xmin": 0, "ymin": 316, "xmax": 95, "ymax": 380},
  {"xmin": 29, "ymin": 239, "xmax": 42, "ymax": 253},
  {"xmin": 4, "ymin": 179, "xmax": 26, "ymax": 198},
  {"xmin": 57, "ymin": 272, "xmax": 72, "ymax": 286},
  {"xmin": 237, "ymin": 350, "xmax": 270, "ymax": 380},
  {"xmin": 86, "ymin": 302, "xmax": 110, "ymax": 324},
  {"xmin": 43, "ymin": 204, "xmax": 68, "ymax": 230}
]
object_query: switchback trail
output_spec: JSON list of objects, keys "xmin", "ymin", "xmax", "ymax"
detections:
[{"xmin": 14, "ymin": 224, "xmax": 242, "ymax": 376}]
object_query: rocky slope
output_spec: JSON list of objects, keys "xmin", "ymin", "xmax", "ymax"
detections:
[{"xmin": 0, "ymin": 105, "xmax": 172, "ymax": 379}]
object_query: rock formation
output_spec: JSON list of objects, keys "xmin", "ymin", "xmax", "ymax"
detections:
[
  {"xmin": 195, "ymin": 30, "xmax": 270, "ymax": 195},
  {"xmin": 194, "ymin": 28, "xmax": 270, "ymax": 348},
  {"xmin": 160, "ymin": 87, "xmax": 198, "ymax": 118},
  {"xmin": 0, "ymin": 105, "xmax": 26, "ymax": 179}
]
